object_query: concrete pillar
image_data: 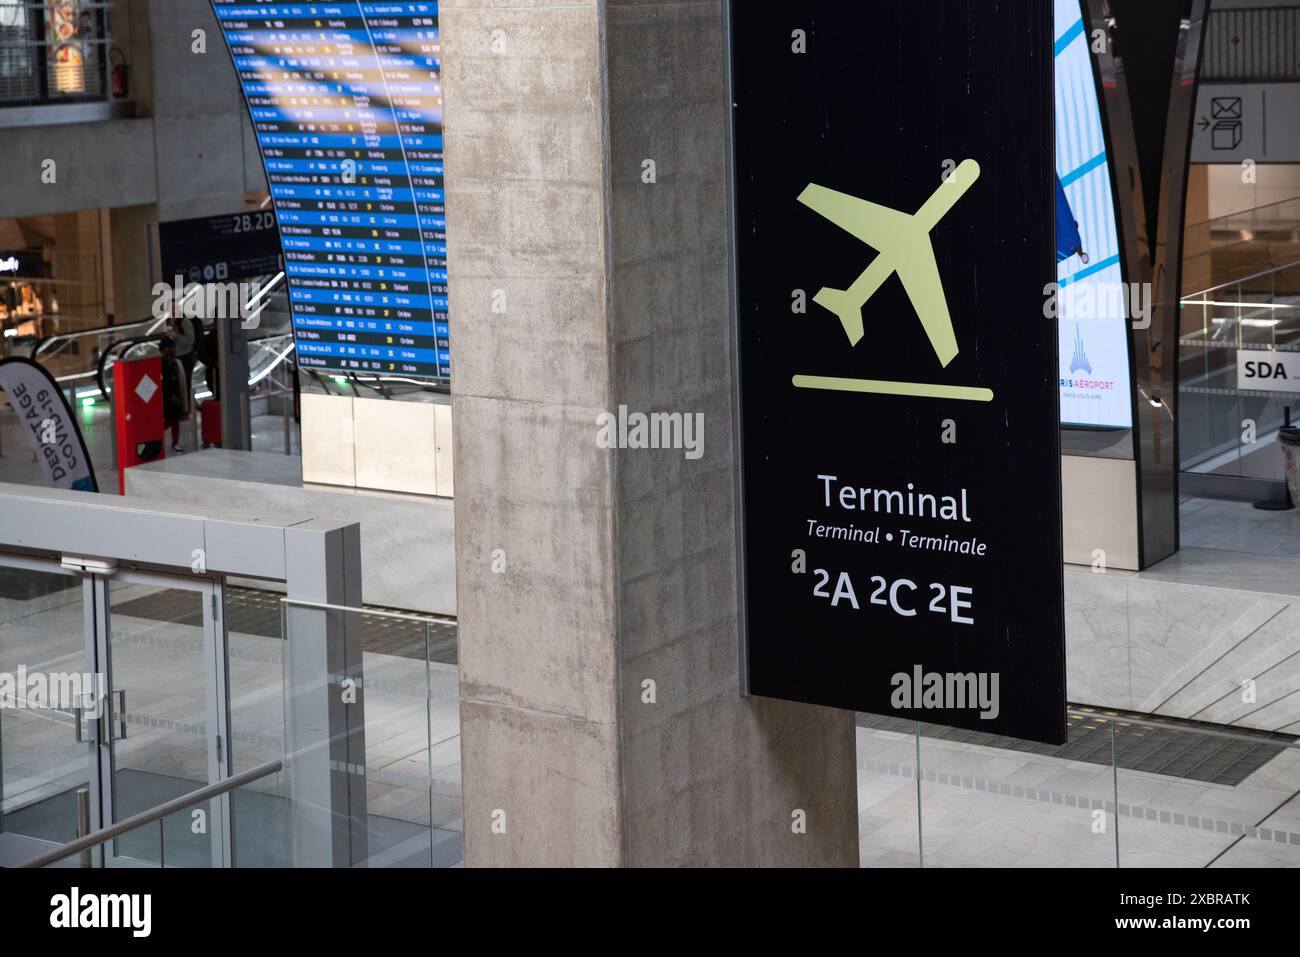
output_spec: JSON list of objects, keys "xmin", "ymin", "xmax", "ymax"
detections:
[
  {"xmin": 109, "ymin": 204, "xmax": 159, "ymax": 324},
  {"xmin": 444, "ymin": 0, "xmax": 859, "ymax": 867},
  {"xmin": 52, "ymin": 210, "xmax": 106, "ymax": 329}
]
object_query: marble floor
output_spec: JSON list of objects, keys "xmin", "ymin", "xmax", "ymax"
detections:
[
  {"xmin": 1179, "ymin": 496, "xmax": 1300, "ymax": 560},
  {"xmin": 857, "ymin": 723, "xmax": 1300, "ymax": 867},
  {"xmin": 0, "ymin": 399, "xmax": 299, "ymax": 493}
]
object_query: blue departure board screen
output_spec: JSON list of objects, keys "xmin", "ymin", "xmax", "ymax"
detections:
[{"xmin": 211, "ymin": 2, "xmax": 450, "ymax": 379}]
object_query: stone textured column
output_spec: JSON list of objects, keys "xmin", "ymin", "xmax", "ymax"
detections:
[{"xmin": 444, "ymin": 0, "xmax": 859, "ymax": 867}]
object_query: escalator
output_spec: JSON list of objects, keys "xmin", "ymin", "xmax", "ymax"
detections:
[{"xmin": 9, "ymin": 283, "xmax": 299, "ymax": 406}]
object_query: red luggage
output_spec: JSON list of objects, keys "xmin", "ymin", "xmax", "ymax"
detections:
[{"xmin": 200, "ymin": 399, "xmax": 222, "ymax": 447}]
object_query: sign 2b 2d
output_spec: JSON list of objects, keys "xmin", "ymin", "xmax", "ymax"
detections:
[{"xmin": 726, "ymin": 1, "xmax": 1066, "ymax": 744}]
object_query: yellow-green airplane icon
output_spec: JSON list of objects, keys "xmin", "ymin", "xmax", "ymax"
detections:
[{"xmin": 797, "ymin": 159, "xmax": 980, "ymax": 368}]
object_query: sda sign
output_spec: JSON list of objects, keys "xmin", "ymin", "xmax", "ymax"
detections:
[
  {"xmin": 726, "ymin": 0, "xmax": 1066, "ymax": 743},
  {"xmin": 1238, "ymin": 350, "xmax": 1300, "ymax": 394}
]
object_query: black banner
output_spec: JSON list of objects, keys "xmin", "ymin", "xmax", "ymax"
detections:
[{"xmin": 728, "ymin": 0, "xmax": 1065, "ymax": 743}]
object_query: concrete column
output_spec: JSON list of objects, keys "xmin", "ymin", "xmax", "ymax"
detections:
[
  {"xmin": 52, "ymin": 210, "xmax": 106, "ymax": 329},
  {"xmin": 109, "ymin": 204, "xmax": 160, "ymax": 325},
  {"xmin": 444, "ymin": 0, "xmax": 858, "ymax": 867}
]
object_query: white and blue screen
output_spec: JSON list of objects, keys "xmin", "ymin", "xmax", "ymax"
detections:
[
  {"xmin": 211, "ymin": 2, "xmax": 450, "ymax": 380},
  {"xmin": 1054, "ymin": 0, "xmax": 1133, "ymax": 428}
]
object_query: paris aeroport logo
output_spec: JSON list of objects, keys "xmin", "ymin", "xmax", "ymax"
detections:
[
  {"xmin": 794, "ymin": 159, "xmax": 993, "ymax": 403},
  {"xmin": 1060, "ymin": 323, "xmax": 1116, "ymax": 393}
]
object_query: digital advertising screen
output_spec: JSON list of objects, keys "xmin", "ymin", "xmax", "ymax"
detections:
[
  {"xmin": 1054, "ymin": 0, "xmax": 1133, "ymax": 429},
  {"xmin": 211, "ymin": 1, "xmax": 450, "ymax": 380}
]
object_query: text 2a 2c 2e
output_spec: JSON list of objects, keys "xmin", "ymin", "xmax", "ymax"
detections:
[{"xmin": 810, "ymin": 569, "xmax": 974, "ymax": 624}]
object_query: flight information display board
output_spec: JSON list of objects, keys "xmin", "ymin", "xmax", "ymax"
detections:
[{"xmin": 211, "ymin": 1, "xmax": 450, "ymax": 379}]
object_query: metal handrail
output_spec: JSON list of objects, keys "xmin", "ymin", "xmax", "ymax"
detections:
[
  {"xmin": 1184, "ymin": 194, "xmax": 1300, "ymax": 231},
  {"xmin": 31, "ymin": 316, "xmax": 163, "ymax": 358},
  {"xmin": 281, "ymin": 596, "xmax": 456, "ymax": 627},
  {"xmin": 1182, "ymin": 256, "xmax": 1300, "ymax": 299},
  {"xmin": 13, "ymin": 758, "xmax": 283, "ymax": 869}
]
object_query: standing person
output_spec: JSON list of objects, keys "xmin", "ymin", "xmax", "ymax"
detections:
[
  {"xmin": 170, "ymin": 312, "xmax": 199, "ymax": 382},
  {"xmin": 193, "ymin": 316, "xmax": 219, "ymax": 399},
  {"xmin": 159, "ymin": 337, "xmax": 190, "ymax": 453},
  {"xmin": 169, "ymin": 314, "xmax": 199, "ymax": 438}
]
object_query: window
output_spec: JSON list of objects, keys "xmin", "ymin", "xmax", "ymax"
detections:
[{"xmin": 0, "ymin": 1, "xmax": 109, "ymax": 107}]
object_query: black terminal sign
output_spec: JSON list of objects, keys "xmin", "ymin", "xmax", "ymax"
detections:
[
  {"xmin": 212, "ymin": 1, "xmax": 450, "ymax": 379},
  {"xmin": 727, "ymin": 1, "xmax": 1066, "ymax": 743}
]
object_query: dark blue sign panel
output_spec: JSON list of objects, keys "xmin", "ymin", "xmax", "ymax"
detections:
[{"xmin": 211, "ymin": 1, "xmax": 450, "ymax": 379}]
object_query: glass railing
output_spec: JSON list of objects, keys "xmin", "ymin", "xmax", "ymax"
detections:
[
  {"xmin": 1179, "ymin": 261, "xmax": 1300, "ymax": 477},
  {"xmin": 9, "ymin": 588, "xmax": 460, "ymax": 868},
  {"xmin": 279, "ymin": 598, "xmax": 461, "ymax": 868},
  {"xmin": 859, "ymin": 707, "xmax": 1300, "ymax": 867},
  {"xmin": 1185, "ymin": 195, "xmax": 1300, "ymax": 249},
  {"xmin": 1183, "ymin": 195, "xmax": 1300, "ymax": 296}
]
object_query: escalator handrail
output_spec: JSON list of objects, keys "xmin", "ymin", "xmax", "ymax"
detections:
[
  {"xmin": 95, "ymin": 334, "xmax": 167, "ymax": 399},
  {"xmin": 30, "ymin": 316, "xmax": 163, "ymax": 359}
]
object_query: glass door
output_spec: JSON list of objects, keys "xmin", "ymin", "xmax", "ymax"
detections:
[
  {"xmin": 0, "ymin": 552, "xmax": 231, "ymax": 868},
  {"xmin": 99, "ymin": 569, "xmax": 229, "ymax": 867},
  {"xmin": 0, "ymin": 554, "xmax": 98, "ymax": 865}
]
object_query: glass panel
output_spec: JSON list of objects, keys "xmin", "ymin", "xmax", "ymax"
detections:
[
  {"xmin": 227, "ymin": 587, "xmax": 291, "ymax": 867},
  {"xmin": 360, "ymin": 607, "xmax": 436, "ymax": 867},
  {"xmin": 280, "ymin": 600, "xmax": 463, "ymax": 867},
  {"xmin": 106, "ymin": 578, "xmax": 212, "ymax": 867},
  {"xmin": 915, "ymin": 712, "xmax": 1119, "ymax": 867},
  {"xmin": 855, "ymin": 716, "xmax": 922, "ymax": 867},
  {"xmin": 0, "ymin": 564, "xmax": 92, "ymax": 846},
  {"xmin": 43, "ymin": 1, "xmax": 106, "ymax": 100},
  {"xmin": 1181, "ymin": 203, "xmax": 1300, "ymax": 484},
  {"xmin": 0, "ymin": 1, "xmax": 109, "ymax": 107},
  {"xmin": 231, "ymin": 770, "xmax": 289, "ymax": 867},
  {"xmin": 0, "ymin": 1, "xmax": 39, "ymax": 103},
  {"xmin": 103, "ymin": 816, "xmax": 163, "ymax": 869},
  {"xmin": 1116, "ymin": 718, "xmax": 1300, "ymax": 867},
  {"xmin": 155, "ymin": 798, "xmax": 217, "ymax": 869},
  {"xmin": 426, "ymin": 621, "xmax": 463, "ymax": 869}
]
